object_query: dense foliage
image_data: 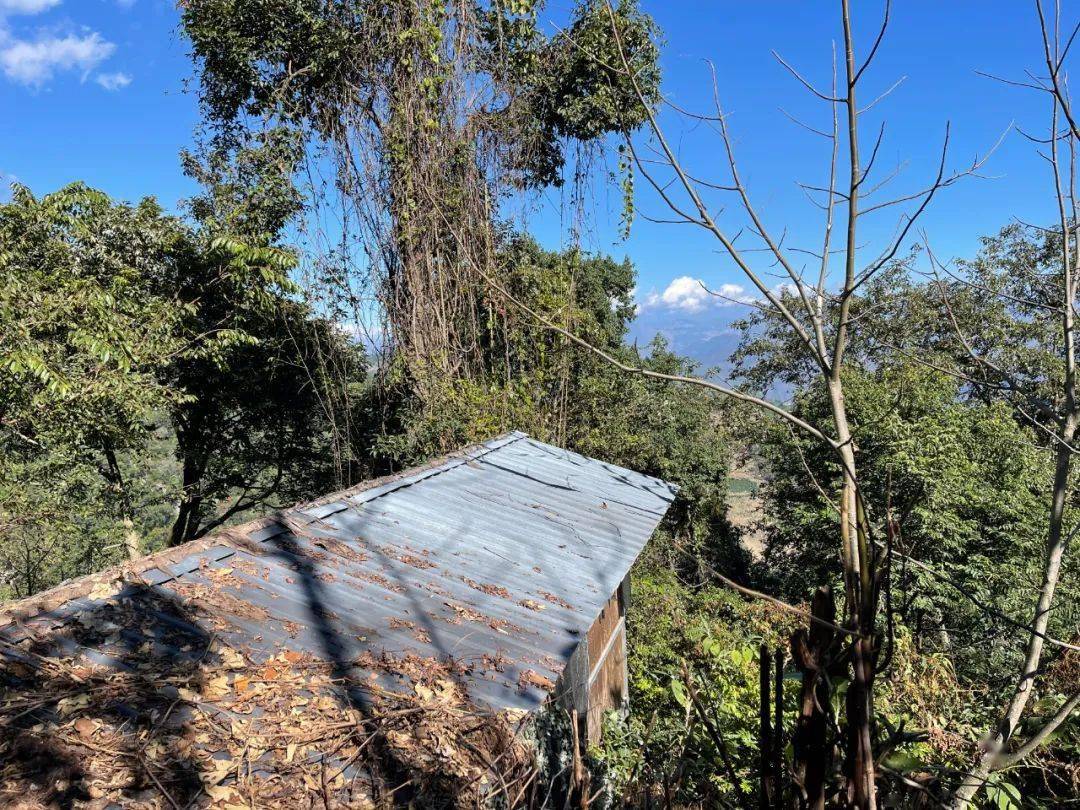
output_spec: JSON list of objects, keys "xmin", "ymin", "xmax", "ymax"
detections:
[
  {"xmin": 757, "ymin": 364, "xmax": 1054, "ymax": 689},
  {"xmin": 180, "ymin": 0, "xmax": 658, "ymax": 188},
  {"xmin": 0, "ymin": 178, "xmax": 354, "ymax": 596},
  {"xmin": 591, "ymin": 570, "xmax": 796, "ymax": 807},
  {"xmin": 728, "ymin": 232, "xmax": 1080, "ymax": 805},
  {"xmin": 0, "ymin": 184, "xmax": 191, "ymax": 594}
]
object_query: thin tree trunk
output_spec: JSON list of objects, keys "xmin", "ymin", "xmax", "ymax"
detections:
[
  {"xmin": 760, "ymin": 643, "xmax": 772, "ymax": 810},
  {"xmin": 950, "ymin": 413, "xmax": 1077, "ymax": 807},
  {"xmin": 949, "ymin": 12, "xmax": 1080, "ymax": 801},
  {"xmin": 123, "ymin": 518, "xmax": 142, "ymax": 561},
  {"xmin": 847, "ymin": 634, "xmax": 876, "ymax": 809},
  {"xmin": 170, "ymin": 453, "xmax": 204, "ymax": 546},
  {"xmin": 828, "ymin": 376, "xmax": 878, "ymax": 810},
  {"xmin": 103, "ymin": 447, "xmax": 142, "ymax": 560}
]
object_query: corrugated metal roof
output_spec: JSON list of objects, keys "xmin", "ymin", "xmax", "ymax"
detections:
[{"xmin": 0, "ymin": 432, "xmax": 676, "ymax": 712}]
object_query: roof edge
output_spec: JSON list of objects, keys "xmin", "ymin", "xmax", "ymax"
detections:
[{"xmin": 0, "ymin": 431, "xmax": 529, "ymax": 627}]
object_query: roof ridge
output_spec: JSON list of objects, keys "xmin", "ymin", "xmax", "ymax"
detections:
[{"xmin": 298, "ymin": 430, "xmax": 526, "ymax": 513}]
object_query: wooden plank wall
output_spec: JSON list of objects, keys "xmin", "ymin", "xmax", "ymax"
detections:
[
  {"xmin": 553, "ymin": 576, "xmax": 631, "ymax": 744},
  {"xmin": 584, "ymin": 578, "xmax": 629, "ymax": 742},
  {"xmin": 586, "ymin": 622, "xmax": 627, "ymax": 741}
]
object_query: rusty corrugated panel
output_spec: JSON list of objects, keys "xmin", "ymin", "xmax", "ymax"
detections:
[{"xmin": 0, "ymin": 432, "xmax": 676, "ymax": 713}]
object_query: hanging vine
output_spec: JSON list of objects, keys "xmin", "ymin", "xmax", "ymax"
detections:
[{"xmin": 181, "ymin": 0, "xmax": 660, "ymax": 454}]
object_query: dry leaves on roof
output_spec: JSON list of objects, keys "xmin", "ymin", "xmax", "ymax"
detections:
[{"xmin": 0, "ymin": 596, "xmax": 537, "ymax": 809}]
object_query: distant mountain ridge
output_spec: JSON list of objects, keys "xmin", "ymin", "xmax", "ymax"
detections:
[{"xmin": 626, "ymin": 304, "xmax": 748, "ymax": 378}]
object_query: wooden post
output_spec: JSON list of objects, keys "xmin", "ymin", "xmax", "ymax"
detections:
[
  {"xmin": 791, "ymin": 586, "xmax": 837, "ymax": 810},
  {"xmin": 570, "ymin": 708, "xmax": 589, "ymax": 810},
  {"xmin": 774, "ymin": 647, "xmax": 784, "ymax": 808},
  {"xmin": 760, "ymin": 642, "xmax": 772, "ymax": 810}
]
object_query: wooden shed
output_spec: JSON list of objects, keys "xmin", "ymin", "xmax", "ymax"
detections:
[{"xmin": 0, "ymin": 432, "xmax": 675, "ymax": 806}]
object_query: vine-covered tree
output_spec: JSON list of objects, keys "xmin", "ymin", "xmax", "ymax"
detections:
[{"xmin": 180, "ymin": 0, "xmax": 660, "ymax": 408}]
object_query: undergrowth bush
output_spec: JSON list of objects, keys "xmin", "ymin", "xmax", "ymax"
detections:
[{"xmin": 589, "ymin": 565, "xmax": 1044, "ymax": 808}]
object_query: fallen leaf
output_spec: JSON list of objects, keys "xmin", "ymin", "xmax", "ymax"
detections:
[
  {"xmin": 220, "ymin": 647, "xmax": 245, "ymax": 670},
  {"xmin": 202, "ymin": 675, "xmax": 230, "ymax": 700},
  {"xmin": 205, "ymin": 784, "xmax": 238, "ymax": 803},
  {"xmin": 56, "ymin": 694, "xmax": 92, "ymax": 717},
  {"xmin": 73, "ymin": 717, "xmax": 96, "ymax": 739},
  {"xmin": 204, "ymin": 758, "xmax": 234, "ymax": 785},
  {"xmin": 88, "ymin": 580, "xmax": 119, "ymax": 601},
  {"xmin": 434, "ymin": 680, "xmax": 457, "ymax": 702},
  {"xmin": 519, "ymin": 670, "xmax": 555, "ymax": 691},
  {"xmin": 261, "ymin": 664, "xmax": 281, "ymax": 681}
]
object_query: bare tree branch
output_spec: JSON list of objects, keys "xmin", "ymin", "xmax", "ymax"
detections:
[{"xmin": 997, "ymin": 690, "xmax": 1080, "ymax": 766}]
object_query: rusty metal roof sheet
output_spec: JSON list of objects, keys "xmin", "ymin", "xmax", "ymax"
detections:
[{"xmin": 0, "ymin": 432, "xmax": 676, "ymax": 712}]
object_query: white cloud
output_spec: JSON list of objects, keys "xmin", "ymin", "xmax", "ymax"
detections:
[
  {"xmin": 95, "ymin": 70, "xmax": 130, "ymax": 90},
  {"xmin": 658, "ymin": 276, "xmax": 712, "ymax": 312},
  {"xmin": 640, "ymin": 276, "xmax": 758, "ymax": 313},
  {"xmin": 0, "ymin": 0, "xmax": 60, "ymax": 16},
  {"xmin": 0, "ymin": 30, "xmax": 114, "ymax": 85},
  {"xmin": 0, "ymin": 0, "xmax": 123, "ymax": 90},
  {"xmin": 713, "ymin": 282, "xmax": 757, "ymax": 305}
]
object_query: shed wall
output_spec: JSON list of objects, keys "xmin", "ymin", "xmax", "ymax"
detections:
[
  {"xmin": 586, "ymin": 622, "xmax": 627, "ymax": 741},
  {"xmin": 555, "ymin": 576, "xmax": 630, "ymax": 743}
]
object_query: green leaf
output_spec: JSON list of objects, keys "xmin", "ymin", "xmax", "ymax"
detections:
[
  {"xmin": 881, "ymin": 751, "xmax": 924, "ymax": 773},
  {"xmin": 670, "ymin": 677, "xmax": 689, "ymax": 709}
]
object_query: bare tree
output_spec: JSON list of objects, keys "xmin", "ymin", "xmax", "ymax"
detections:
[
  {"xmin": 449, "ymin": 1, "xmax": 995, "ymax": 807},
  {"xmin": 945, "ymin": 2, "xmax": 1080, "ymax": 805}
]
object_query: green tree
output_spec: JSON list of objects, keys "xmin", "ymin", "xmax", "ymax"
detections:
[
  {"xmin": 754, "ymin": 362, "xmax": 1055, "ymax": 689},
  {"xmin": 163, "ymin": 278, "xmax": 355, "ymax": 544},
  {"xmin": 0, "ymin": 175, "xmax": 358, "ymax": 594},
  {"xmin": 164, "ymin": 135, "xmax": 360, "ymax": 544},
  {"xmin": 0, "ymin": 184, "xmax": 190, "ymax": 594},
  {"xmin": 736, "ymin": 241, "xmax": 1080, "ymax": 803}
]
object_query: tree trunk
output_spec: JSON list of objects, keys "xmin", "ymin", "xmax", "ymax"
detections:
[
  {"xmin": 103, "ymin": 447, "xmax": 141, "ymax": 561},
  {"xmin": 827, "ymin": 377, "xmax": 878, "ymax": 810},
  {"xmin": 847, "ymin": 634, "xmax": 876, "ymax": 809},
  {"xmin": 122, "ymin": 518, "xmax": 141, "ymax": 561},
  {"xmin": 170, "ymin": 453, "xmax": 204, "ymax": 546},
  {"xmin": 950, "ymin": 412, "xmax": 1078, "ymax": 807}
]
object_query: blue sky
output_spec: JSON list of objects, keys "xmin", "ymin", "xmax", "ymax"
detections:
[
  {"xmin": 1, "ymin": 0, "xmax": 196, "ymax": 202},
  {"xmin": 0, "ymin": 0, "xmax": 1066, "ymax": 352}
]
